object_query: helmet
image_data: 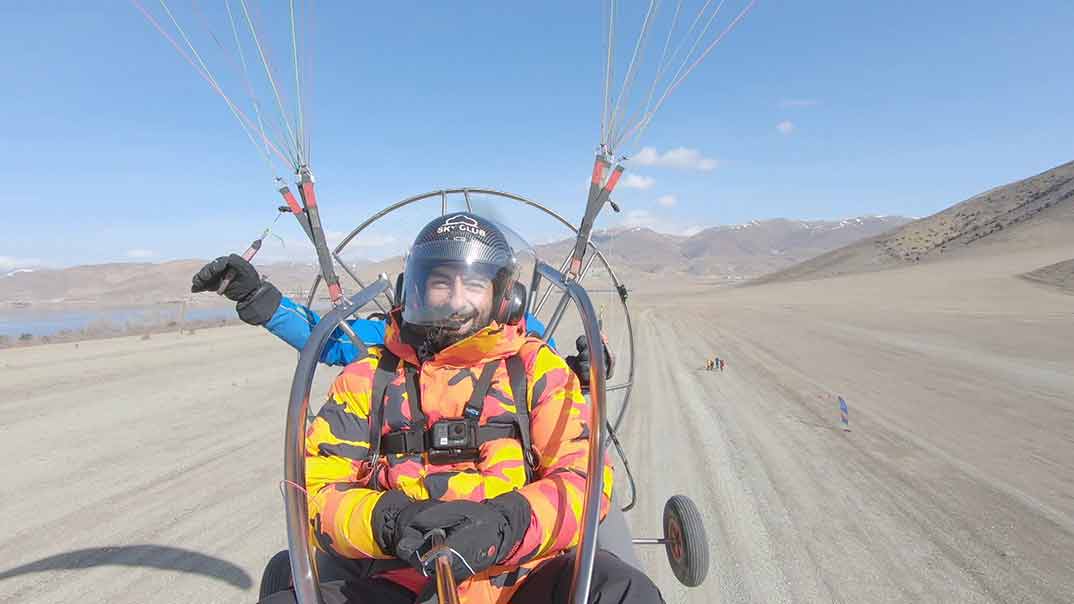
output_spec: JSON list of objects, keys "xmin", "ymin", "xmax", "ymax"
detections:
[{"xmin": 400, "ymin": 212, "xmax": 526, "ymax": 348}]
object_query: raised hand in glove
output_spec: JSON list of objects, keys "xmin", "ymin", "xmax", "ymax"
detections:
[
  {"xmin": 190, "ymin": 253, "xmax": 281, "ymax": 326},
  {"xmin": 564, "ymin": 334, "xmax": 615, "ymax": 390},
  {"xmin": 395, "ymin": 491, "xmax": 531, "ymax": 581}
]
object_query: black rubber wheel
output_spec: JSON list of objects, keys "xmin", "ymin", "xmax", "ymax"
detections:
[
  {"xmin": 663, "ymin": 495, "xmax": 710, "ymax": 587},
  {"xmin": 259, "ymin": 549, "xmax": 293, "ymax": 599}
]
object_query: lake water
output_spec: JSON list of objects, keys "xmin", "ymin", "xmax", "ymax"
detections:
[{"xmin": 0, "ymin": 306, "xmax": 238, "ymax": 338}]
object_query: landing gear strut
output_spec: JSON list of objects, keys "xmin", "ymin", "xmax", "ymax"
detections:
[{"xmin": 631, "ymin": 495, "xmax": 710, "ymax": 587}]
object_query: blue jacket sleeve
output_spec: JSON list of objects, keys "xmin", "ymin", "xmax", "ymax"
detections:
[
  {"xmin": 524, "ymin": 312, "xmax": 557, "ymax": 351},
  {"xmin": 263, "ymin": 296, "xmax": 386, "ymax": 366}
]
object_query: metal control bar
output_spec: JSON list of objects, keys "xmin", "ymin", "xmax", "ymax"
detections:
[
  {"xmin": 284, "ymin": 278, "xmax": 391, "ymax": 604},
  {"xmin": 535, "ymin": 261, "xmax": 607, "ymax": 604}
]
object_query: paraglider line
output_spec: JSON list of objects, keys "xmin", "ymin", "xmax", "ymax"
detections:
[
  {"xmin": 630, "ymin": 0, "xmax": 757, "ymax": 147},
  {"xmin": 666, "ymin": 0, "xmax": 719, "ymax": 76},
  {"xmin": 130, "ymin": 0, "xmax": 291, "ymax": 170},
  {"xmin": 669, "ymin": 0, "xmax": 726, "ymax": 88},
  {"xmin": 634, "ymin": 0, "xmax": 684, "ymax": 133},
  {"xmin": 246, "ymin": 0, "xmax": 304, "ymax": 169},
  {"xmin": 606, "ymin": 0, "xmax": 659, "ymax": 152},
  {"xmin": 238, "ymin": 0, "xmax": 303, "ymax": 168},
  {"xmin": 301, "ymin": 0, "xmax": 316, "ymax": 165},
  {"xmin": 189, "ymin": 0, "xmax": 230, "ymax": 55},
  {"xmin": 613, "ymin": 0, "xmax": 728, "ymax": 150},
  {"xmin": 600, "ymin": 0, "xmax": 616, "ymax": 146},
  {"xmin": 610, "ymin": 0, "xmax": 716, "ymax": 149},
  {"xmin": 223, "ymin": 0, "xmax": 286, "ymax": 179},
  {"xmin": 289, "ymin": 0, "xmax": 306, "ymax": 165},
  {"xmin": 245, "ymin": 0, "xmax": 302, "ymax": 170}
]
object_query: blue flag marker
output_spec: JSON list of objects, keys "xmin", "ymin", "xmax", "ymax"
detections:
[{"xmin": 838, "ymin": 396, "xmax": 850, "ymax": 431}]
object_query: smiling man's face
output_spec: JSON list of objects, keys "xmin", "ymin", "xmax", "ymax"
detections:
[{"xmin": 423, "ymin": 263, "xmax": 495, "ymax": 342}]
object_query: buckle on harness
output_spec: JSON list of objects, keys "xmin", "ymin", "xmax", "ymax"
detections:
[{"xmin": 391, "ymin": 430, "xmax": 425, "ymax": 453}]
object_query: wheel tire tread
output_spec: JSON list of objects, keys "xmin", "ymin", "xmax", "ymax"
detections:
[
  {"xmin": 664, "ymin": 494, "xmax": 710, "ymax": 587},
  {"xmin": 258, "ymin": 549, "xmax": 293, "ymax": 600}
]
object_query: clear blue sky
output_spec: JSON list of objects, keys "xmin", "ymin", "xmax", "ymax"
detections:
[{"xmin": 2, "ymin": 1, "xmax": 1073, "ymax": 268}]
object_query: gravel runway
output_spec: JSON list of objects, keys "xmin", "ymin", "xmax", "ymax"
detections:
[{"xmin": 2, "ymin": 251, "xmax": 1072, "ymax": 603}]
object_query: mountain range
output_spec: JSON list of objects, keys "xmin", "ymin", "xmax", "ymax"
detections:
[
  {"xmin": 7, "ymin": 151, "xmax": 1072, "ymax": 309},
  {"xmin": 578, "ymin": 216, "xmax": 910, "ymax": 278},
  {"xmin": 0, "ymin": 216, "xmax": 908, "ymax": 308},
  {"xmin": 755, "ymin": 159, "xmax": 1074, "ymax": 286}
]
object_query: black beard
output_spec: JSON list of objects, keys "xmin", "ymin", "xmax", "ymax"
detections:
[
  {"xmin": 425, "ymin": 326, "xmax": 472, "ymax": 350},
  {"xmin": 427, "ymin": 315, "xmax": 479, "ymax": 348},
  {"xmin": 415, "ymin": 307, "xmax": 489, "ymax": 353},
  {"xmin": 436, "ymin": 308, "xmax": 479, "ymax": 330}
]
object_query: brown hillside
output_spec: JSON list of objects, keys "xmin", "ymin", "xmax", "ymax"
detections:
[{"xmin": 756, "ymin": 160, "xmax": 1074, "ymax": 284}]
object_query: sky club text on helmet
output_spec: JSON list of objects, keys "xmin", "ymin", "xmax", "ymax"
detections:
[{"xmin": 436, "ymin": 214, "xmax": 489, "ymax": 241}]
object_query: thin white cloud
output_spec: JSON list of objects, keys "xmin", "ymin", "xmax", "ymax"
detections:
[
  {"xmin": 777, "ymin": 120, "xmax": 795, "ymax": 135},
  {"xmin": 622, "ymin": 174, "xmax": 656, "ymax": 190},
  {"xmin": 126, "ymin": 249, "xmax": 155, "ymax": 259},
  {"xmin": 656, "ymin": 194, "xmax": 677, "ymax": 208},
  {"xmin": 0, "ymin": 255, "xmax": 41, "ymax": 269},
  {"xmin": 621, "ymin": 209, "xmax": 654, "ymax": 228},
  {"xmin": 779, "ymin": 99, "xmax": 820, "ymax": 108},
  {"xmin": 630, "ymin": 146, "xmax": 719, "ymax": 172}
]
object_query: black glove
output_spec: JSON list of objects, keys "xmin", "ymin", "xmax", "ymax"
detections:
[
  {"xmin": 395, "ymin": 491, "xmax": 531, "ymax": 581},
  {"xmin": 371, "ymin": 491, "xmax": 442, "ymax": 554},
  {"xmin": 564, "ymin": 335, "xmax": 615, "ymax": 389},
  {"xmin": 190, "ymin": 254, "xmax": 281, "ymax": 326},
  {"xmin": 191, "ymin": 254, "xmax": 261, "ymax": 300}
]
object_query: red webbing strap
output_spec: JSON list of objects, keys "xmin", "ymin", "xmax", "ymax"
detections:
[
  {"xmin": 570, "ymin": 156, "xmax": 623, "ymax": 278},
  {"xmin": 278, "ymin": 185, "xmax": 313, "ymax": 240},
  {"xmin": 297, "ymin": 170, "xmax": 343, "ymax": 304}
]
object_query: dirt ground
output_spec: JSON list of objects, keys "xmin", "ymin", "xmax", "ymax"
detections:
[{"xmin": 1, "ymin": 243, "xmax": 1073, "ymax": 603}]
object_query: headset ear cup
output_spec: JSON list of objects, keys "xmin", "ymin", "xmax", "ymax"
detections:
[
  {"xmin": 394, "ymin": 273, "xmax": 405, "ymax": 309},
  {"xmin": 506, "ymin": 281, "xmax": 526, "ymax": 325},
  {"xmin": 496, "ymin": 297, "xmax": 509, "ymax": 324}
]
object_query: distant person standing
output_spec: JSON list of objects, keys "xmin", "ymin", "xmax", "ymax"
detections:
[{"xmin": 719, "ymin": 358, "xmax": 725, "ymax": 372}]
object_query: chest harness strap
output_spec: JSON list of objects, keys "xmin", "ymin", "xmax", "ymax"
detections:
[{"xmin": 369, "ymin": 349, "xmax": 536, "ymax": 484}]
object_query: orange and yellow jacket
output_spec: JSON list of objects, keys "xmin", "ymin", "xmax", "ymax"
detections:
[{"xmin": 305, "ymin": 314, "xmax": 614, "ymax": 603}]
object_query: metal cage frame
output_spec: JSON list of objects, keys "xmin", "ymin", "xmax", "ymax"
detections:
[{"xmin": 302, "ymin": 187, "xmax": 636, "ymax": 432}]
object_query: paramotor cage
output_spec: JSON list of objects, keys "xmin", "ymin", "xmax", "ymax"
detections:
[{"xmin": 302, "ymin": 188, "xmax": 636, "ymax": 433}]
